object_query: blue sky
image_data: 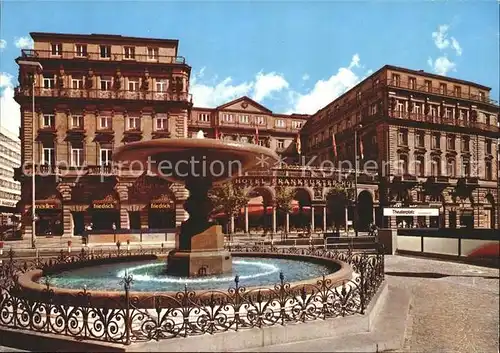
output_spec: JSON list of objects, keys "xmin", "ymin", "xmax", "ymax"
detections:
[{"xmin": 0, "ymin": 0, "xmax": 498, "ymax": 134}]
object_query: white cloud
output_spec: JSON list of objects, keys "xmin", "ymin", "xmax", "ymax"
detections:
[
  {"xmin": 427, "ymin": 56, "xmax": 456, "ymax": 76},
  {"xmin": 0, "ymin": 39, "xmax": 6, "ymax": 50},
  {"xmin": 14, "ymin": 36, "xmax": 34, "ymax": 49},
  {"xmin": 190, "ymin": 71, "xmax": 253, "ymax": 107},
  {"xmin": 450, "ymin": 37, "xmax": 462, "ymax": 56},
  {"xmin": 190, "ymin": 68, "xmax": 289, "ymax": 107},
  {"xmin": 190, "ymin": 54, "xmax": 369, "ymax": 114},
  {"xmin": 432, "ymin": 25, "xmax": 450, "ymax": 50},
  {"xmin": 428, "ymin": 24, "xmax": 462, "ymax": 75},
  {"xmin": 302, "ymin": 73, "xmax": 310, "ymax": 81},
  {"xmin": 252, "ymin": 71, "xmax": 289, "ymax": 102},
  {"xmin": 0, "ymin": 73, "xmax": 21, "ymax": 135},
  {"xmin": 287, "ymin": 54, "xmax": 366, "ymax": 114}
]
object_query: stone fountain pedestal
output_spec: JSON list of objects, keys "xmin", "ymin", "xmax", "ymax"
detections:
[{"xmin": 167, "ymin": 225, "xmax": 232, "ymax": 277}]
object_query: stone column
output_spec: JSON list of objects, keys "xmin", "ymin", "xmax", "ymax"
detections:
[
  {"xmin": 272, "ymin": 206, "xmax": 277, "ymax": 234},
  {"xmin": 57, "ymin": 182, "xmax": 74, "ymax": 237},
  {"xmin": 285, "ymin": 212, "xmax": 290, "ymax": 234},
  {"xmin": 175, "ymin": 203, "xmax": 188, "ymax": 227},
  {"xmin": 244, "ymin": 205, "xmax": 249, "ymax": 233},
  {"xmin": 62, "ymin": 206, "xmax": 73, "ymax": 238},
  {"xmin": 390, "ymin": 216, "xmax": 397, "ymax": 228},
  {"xmin": 311, "ymin": 206, "xmax": 315, "ymax": 231},
  {"xmin": 323, "ymin": 206, "xmax": 327, "ymax": 232},
  {"xmin": 140, "ymin": 208, "xmax": 149, "ymax": 229},
  {"xmin": 119, "ymin": 208, "xmax": 130, "ymax": 230},
  {"xmin": 230, "ymin": 215, "xmax": 235, "ymax": 234},
  {"xmin": 345, "ymin": 207, "xmax": 349, "ymax": 234},
  {"xmin": 172, "ymin": 183, "xmax": 189, "ymax": 226},
  {"xmin": 115, "ymin": 182, "xmax": 131, "ymax": 230},
  {"xmin": 21, "ymin": 206, "xmax": 33, "ymax": 242}
]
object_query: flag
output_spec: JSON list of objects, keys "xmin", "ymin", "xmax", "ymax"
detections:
[
  {"xmin": 255, "ymin": 125, "xmax": 259, "ymax": 144},
  {"xmin": 296, "ymin": 134, "xmax": 301, "ymax": 155},
  {"xmin": 215, "ymin": 127, "xmax": 219, "ymax": 140},
  {"xmin": 359, "ymin": 135, "xmax": 364, "ymax": 160},
  {"xmin": 332, "ymin": 134, "xmax": 337, "ymax": 158}
]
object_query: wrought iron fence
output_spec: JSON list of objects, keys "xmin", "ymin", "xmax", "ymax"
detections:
[{"xmin": 0, "ymin": 246, "xmax": 384, "ymax": 345}]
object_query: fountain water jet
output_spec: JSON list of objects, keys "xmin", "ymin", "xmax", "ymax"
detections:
[{"xmin": 113, "ymin": 138, "xmax": 278, "ymax": 277}]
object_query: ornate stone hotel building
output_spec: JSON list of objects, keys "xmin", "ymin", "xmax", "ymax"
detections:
[
  {"xmin": 13, "ymin": 32, "xmax": 499, "ymax": 240},
  {"xmin": 300, "ymin": 65, "xmax": 499, "ymax": 230}
]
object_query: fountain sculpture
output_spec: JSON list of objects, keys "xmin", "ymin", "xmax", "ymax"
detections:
[{"xmin": 113, "ymin": 135, "xmax": 278, "ymax": 277}]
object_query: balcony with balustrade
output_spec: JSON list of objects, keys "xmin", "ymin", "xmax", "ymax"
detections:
[
  {"xmin": 20, "ymin": 49, "xmax": 187, "ymax": 65},
  {"xmin": 388, "ymin": 110, "xmax": 499, "ymax": 133},
  {"xmin": 385, "ymin": 78, "xmax": 498, "ymax": 106},
  {"xmin": 14, "ymin": 86, "xmax": 192, "ymax": 104}
]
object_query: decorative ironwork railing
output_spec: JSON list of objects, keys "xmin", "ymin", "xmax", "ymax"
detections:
[{"xmin": 0, "ymin": 246, "xmax": 384, "ymax": 345}]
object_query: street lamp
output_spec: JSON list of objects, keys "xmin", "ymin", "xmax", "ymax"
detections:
[
  {"xmin": 18, "ymin": 60, "xmax": 43, "ymax": 249},
  {"xmin": 353, "ymin": 123, "xmax": 362, "ymax": 237}
]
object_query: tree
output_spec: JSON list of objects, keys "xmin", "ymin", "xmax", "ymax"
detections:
[
  {"xmin": 275, "ymin": 187, "xmax": 294, "ymax": 214},
  {"xmin": 275, "ymin": 187, "xmax": 294, "ymax": 237},
  {"xmin": 209, "ymin": 182, "xmax": 249, "ymax": 235},
  {"xmin": 326, "ymin": 184, "xmax": 348, "ymax": 232}
]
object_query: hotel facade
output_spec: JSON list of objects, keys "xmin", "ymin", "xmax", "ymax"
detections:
[
  {"xmin": 0, "ymin": 128, "xmax": 21, "ymax": 225},
  {"xmin": 13, "ymin": 32, "xmax": 499, "ymax": 240}
]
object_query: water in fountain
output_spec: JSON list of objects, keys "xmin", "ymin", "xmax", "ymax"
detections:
[{"xmin": 41, "ymin": 257, "xmax": 338, "ymax": 292}]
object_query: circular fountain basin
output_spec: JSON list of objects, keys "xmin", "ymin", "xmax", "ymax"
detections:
[
  {"xmin": 113, "ymin": 138, "xmax": 279, "ymax": 184},
  {"xmin": 39, "ymin": 256, "xmax": 340, "ymax": 292}
]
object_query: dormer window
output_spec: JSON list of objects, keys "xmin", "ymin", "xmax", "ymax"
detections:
[
  {"xmin": 199, "ymin": 113, "xmax": 210, "ymax": 122},
  {"xmin": 391, "ymin": 74, "xmax": 400, "ymax": 86},
  {"xmin": 147, "ymin": 47, "xmax": 159, "ymax": 60},
  {"xmin": 424, "ymin": 80, "xmax": 432, "ymax": 92},
  {"xmin": 409, "ymin": 77, "xmax": 416, "ymax": 89},
  {"xmin": 51, "ymin": 43, "xmax": 62, "ymax": 56},
  {"xmin": 124, "ymin": 46, "xmax": 135, "ymax": 59},
  {"xmin": 75, "ymin": 44, "xmax": 87, "ymax": 57},
  {"xmin": 100, "ymin": 45, "xmax": 111, "ymax": 58},
  {"xmin": 439, "ymin": 83, "xmax": 447, "ymax": 94}
]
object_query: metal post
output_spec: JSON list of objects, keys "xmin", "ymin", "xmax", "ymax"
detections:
[
  {"xmin": 19, "ymin": 61, "xmax": 42, "ymax": 249},
  {"xmin": 354, "ymin": 128, "xmax": 359, "ymax": 237},
  {"xmin": 31, "ymin": 76, "xmax": 36, "ymax": 249}
]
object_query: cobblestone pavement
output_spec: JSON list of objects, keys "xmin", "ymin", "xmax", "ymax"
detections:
[{"xmin": 385, "ymin": 255, "xmax": 499, "ymax": 353}]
